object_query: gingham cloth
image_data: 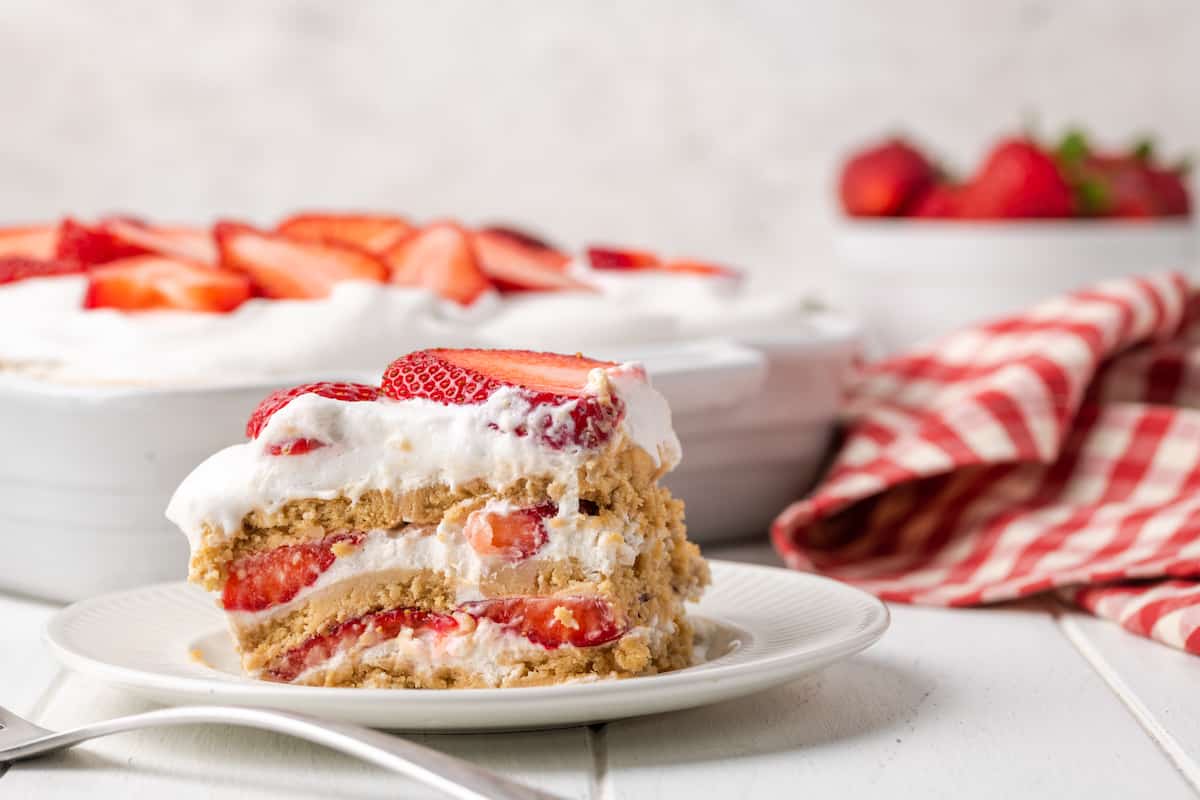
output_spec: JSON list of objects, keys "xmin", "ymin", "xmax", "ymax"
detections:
[{"xmin": 771, "ymin": 272, "xmax": 1200, "ymax": 655}]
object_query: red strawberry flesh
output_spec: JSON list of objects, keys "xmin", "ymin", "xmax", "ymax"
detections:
[
  {"xmin": 245, "ymin": 381, "xmax": 380, "ymax": 439},
  {"xmin": 217, "ymin": 222, "xmax": 388, "ymax": 299},
  {"xmin": 384, "ymin": 222, "xmax": 493, "ymax": 305},
  {"xmin": 586, "ymin": 246, "xmax": 660, "ymax": 271},
  {"xmin": 265, "ymin": 437, "xmax": 327, "ymax": 456},
  {"xmin": 472, "ymin": 229, "xmax": 579, "ymax": 291},
  {"xmin": 222, "ymin": 531, "xmax": 364, "ymax": 613},
  {"xmin": 839, "ymin": 138, "xmax": 935, "ymax": 217},
  {"xmin": 265, "ymin": 606, "xmax": 460, "ymax": 682},
  {"xmin": 103, "ymin": 218, "xmax": 218, "ymax": 264},
  {"xmin": 380, "ymin": 349, "xmax": 623, "ymax": 448},
  {"xmin": 0, "ymin": 256, "xmax": 84, "ymax": 285},
  {"xmin": 0, "ymin": 225, "xmax": 59, "ymax": 260},
  {"xmin": 82, "ymin": 256, "xmax": 252, "ymax": 313},
  {"xmin": 57, "ymin": 218, "xmax": 152, "ymax": 266},
  {"xmin": 465, "ymin": 504, "xmax": 555, "ymax": 561},
  {"xmin": 263, "ymin": 595, "xmax": 622, "ymax": 681},
  {"xmin": 277, "ymin": 213, "xmax": 414, "ymax": 253}
]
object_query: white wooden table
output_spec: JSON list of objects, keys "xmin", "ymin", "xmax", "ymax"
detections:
[{"xmin": 4, "ymin": 542, "xmax": 1200, "ymax": 799}]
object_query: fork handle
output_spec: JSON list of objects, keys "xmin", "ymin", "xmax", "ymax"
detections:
[{"xmin": 3, "ymin": 704, "xmax": 561, "ymax": 800}]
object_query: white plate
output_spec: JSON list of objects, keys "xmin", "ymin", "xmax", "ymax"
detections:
[{"xmin": 44, "ymin": 560, "xmax": 888, "ymax": 731}]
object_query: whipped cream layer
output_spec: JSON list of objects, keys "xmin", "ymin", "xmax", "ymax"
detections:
[
  {"xmin": 0, "ymin": 267, "xmax": 811, "ymax": 386},
  {"xmin": 166, "ymin": 363, "xmax": 679, "ymax": 546},
  {"xmin": 229, "ymin": 510, "xmax": 646, "ymax": 626}
]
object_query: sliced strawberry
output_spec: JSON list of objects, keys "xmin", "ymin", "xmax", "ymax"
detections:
[
  {"xmin": 478, "ymin": 225, "xmax": 561, "ymax": 254},
  {"xmin": 216, "ymin": 222, "xmax": 387, "ymax": 299},
  {"xmin": 383, "ymin": 223, "xmax": 493, "ymax": 305},
  {"xmin": 380, "ymin": 349, "xmax": 622, "ymax": 448},
  {"xmin": 462, "ymin": 596, "xmax": 623, "ymax": 649},
  {"xmin": 0, "ymin": 224, "xmax": 59, "ymax": 259},
  {"xmin": 103, "ymin": 218, "xmax": 218, "ymax": 264},
  {"xmin": 56, "ymin": 218, "xmax": 152, "ymax": 266},
  {"xmin": 661, "ymin": 259, "xmax": 740, "ymax": 278},
  {"xmin": 245, "ymin": 381, "xmax": 380, "ymax": 439},
  {"xmin": 0, "ymin": 256, "xmax": 84, "ymax": 285},
  {"xmin": 222, "ymin": 531, "xmax": 365, "ymax": 613},
  {"xmin": 265, "ymin": 437, "xmax": 327, "ymax": 456},
  {"xmin": 277, "ymin": 213, "xmax": 414, "ymax": 253},
  {"xmin": 465, "ymin": 503, "xmax": 554, "ymax": 561},
  {"xmin": 586, "ymin": 246, "xmax": 660, "ymax": 271},
  {"xmin": 473, "ymin": 231, "xmax": 581, "ymax": 292},
  {"xmin": 380, "ymin": 348, "xmax": 612, "ymax": 402},
  {"xmin": 82, "ymin": 256, "xmax": 252, "ymax": 313},
  {"xmin": 266, "ymin": 605, "xmax": 459, "ymax": 682}
]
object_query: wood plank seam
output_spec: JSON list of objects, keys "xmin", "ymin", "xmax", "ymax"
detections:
[{"xmin": 1055, "ymin": 607, "xmax": 1200, "ymax": 796}]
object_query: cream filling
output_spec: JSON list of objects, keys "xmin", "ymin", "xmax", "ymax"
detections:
[
  {"xmin": 226, "ymin": 509, "xmax": 646, "ymax": 627},
  {"xmin": 166, "ymin": 363, "xmax": 680, "ymax": 550}
]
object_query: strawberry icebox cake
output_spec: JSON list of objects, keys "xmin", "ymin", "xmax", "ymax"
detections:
[
  {"xmin": 166, "ymin": 347, "xmax": 709, "ymax": 688},
  {"xmin": 0, "ymin": 213, "xmax": 807, "ymax": 385}
]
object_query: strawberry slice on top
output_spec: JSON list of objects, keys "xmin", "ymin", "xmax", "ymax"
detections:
[
  {"xmin": 586, "ymin": 245, "xmax": 660, "ymax": 271},
  {"xmin": 276, "ymin": 212, "xmax": 414, "ymax": 254},
  {"xmin": 0, "ymin": 224, "xmax": 59, "ymax": 260},
  {"xmin": 83, "ymin": 256, "xmax": 252, "ymax": 313},
  {"xmin": 383, "ymin": 222, "xmax": 493, "ymax": 305},
  {"xmin": 477, "ymin": 225, "xmax": 562, "ymax": 255},
  {"xmin": 473, "ymin": 229, "xmax": 591, "ymax": 293},
  {"xmin": 245, "ymin": 381, "xmax": 381, "ymax": 439},
  {"xmin": 216, "ymin": 222, "xmax": 388, "ymax": 300},
  {"xmin": 381, "ymin": 349, "xmax": 623, "ymax": 448},
  {"xmin": 57, "ymin": 218, "xmax": 152, "ymax": 266},
  {"xmin": 0, "ymin": 256, "xmax": 83, "ymax": 285},
  {"xmin": 102, "ymin": 218, "xmax": 218, "ymax": 265}
]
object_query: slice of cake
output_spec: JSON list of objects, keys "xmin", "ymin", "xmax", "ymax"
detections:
[{"xmin": 166, "ymin": 348, "xmax": 709, "ymax": 688}]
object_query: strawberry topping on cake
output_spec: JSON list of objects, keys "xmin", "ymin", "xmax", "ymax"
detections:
[
  {"xmin": 165, "ymin": 346, "xmax": 703, "ymax": 690},
  {"xmin": 245, "ymin": 381, "xmax": 381, "ymax": 438},
  {"xmin": 216, "ymin": 222, "xmax": 388, "ymax": 299},
  {"xmin": 83, "ymin": 256, "xmax": 253, "ymax": 313},
  {"xmin": 381, "ymin": 349, "xmax": 624, "ymax": 448}
]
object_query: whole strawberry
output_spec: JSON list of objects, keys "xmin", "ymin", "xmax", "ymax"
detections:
[
  {"xmin": 960, "ymin": 138, "xmax": 1073, "ymax": 219},
  {"xmin": 1148, "ymin": 166, "xmax": 1191, "ymax": 217},
  {"xmin": 839, "ymin": 138, "xmax": 936, "ymax": 217}
]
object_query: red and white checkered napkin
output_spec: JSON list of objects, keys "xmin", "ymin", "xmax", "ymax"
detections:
[{"xmin": 771, "ymin": 272, "xmax": 1200, "ymax": 655}]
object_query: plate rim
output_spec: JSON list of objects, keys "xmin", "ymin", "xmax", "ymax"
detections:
[{"xmin": 44, "ymin": 559, "xmax": 890, "ymax": 708}]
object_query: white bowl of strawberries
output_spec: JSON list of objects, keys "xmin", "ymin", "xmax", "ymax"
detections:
[
  {"xmin": 0, "ymin": 212, "xmax": 857, "ymax": 601},
  {"xmin": 835, "ymin": 132, "xmax": 1197, "ymax": 355}
]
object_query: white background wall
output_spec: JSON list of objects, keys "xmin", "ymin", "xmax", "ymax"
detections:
[{"xmin": 2, "ymin": 0, "xmax": 1197, "ymax": 299}]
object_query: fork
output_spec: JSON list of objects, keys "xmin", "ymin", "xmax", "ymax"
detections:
[{"xmin": 0, "ymin": 703, "xmax": 562, "ymax": 800}]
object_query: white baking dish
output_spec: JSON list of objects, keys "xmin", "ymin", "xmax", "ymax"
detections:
[
  {"xmin": 0, "ymin": 316, "xmax": 858, "ymax": 602},
  {"xmin": 837, "ymin": 220, "xmax": 1197, "ymax": 355}
]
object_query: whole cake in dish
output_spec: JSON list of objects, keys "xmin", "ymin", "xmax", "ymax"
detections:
[
  {"xmin": 0, "ymin": 212, "xmax": 810, "ymax": 385},
  {"xmin": 166, "ymin": 347, "xmax": 709, "ymax": 688}
]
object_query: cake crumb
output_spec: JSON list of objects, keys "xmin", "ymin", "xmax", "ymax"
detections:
[
  {"xmin": 553, "ymin": 605, "xmax": 580, "ymax": 630},
  {"xmin": 330, "ymin": 539, "xmax": 360, "ymax": 558},
  {"xmin": 189, "ymin": 648, "xmax": 212, "ymax": 668}
]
